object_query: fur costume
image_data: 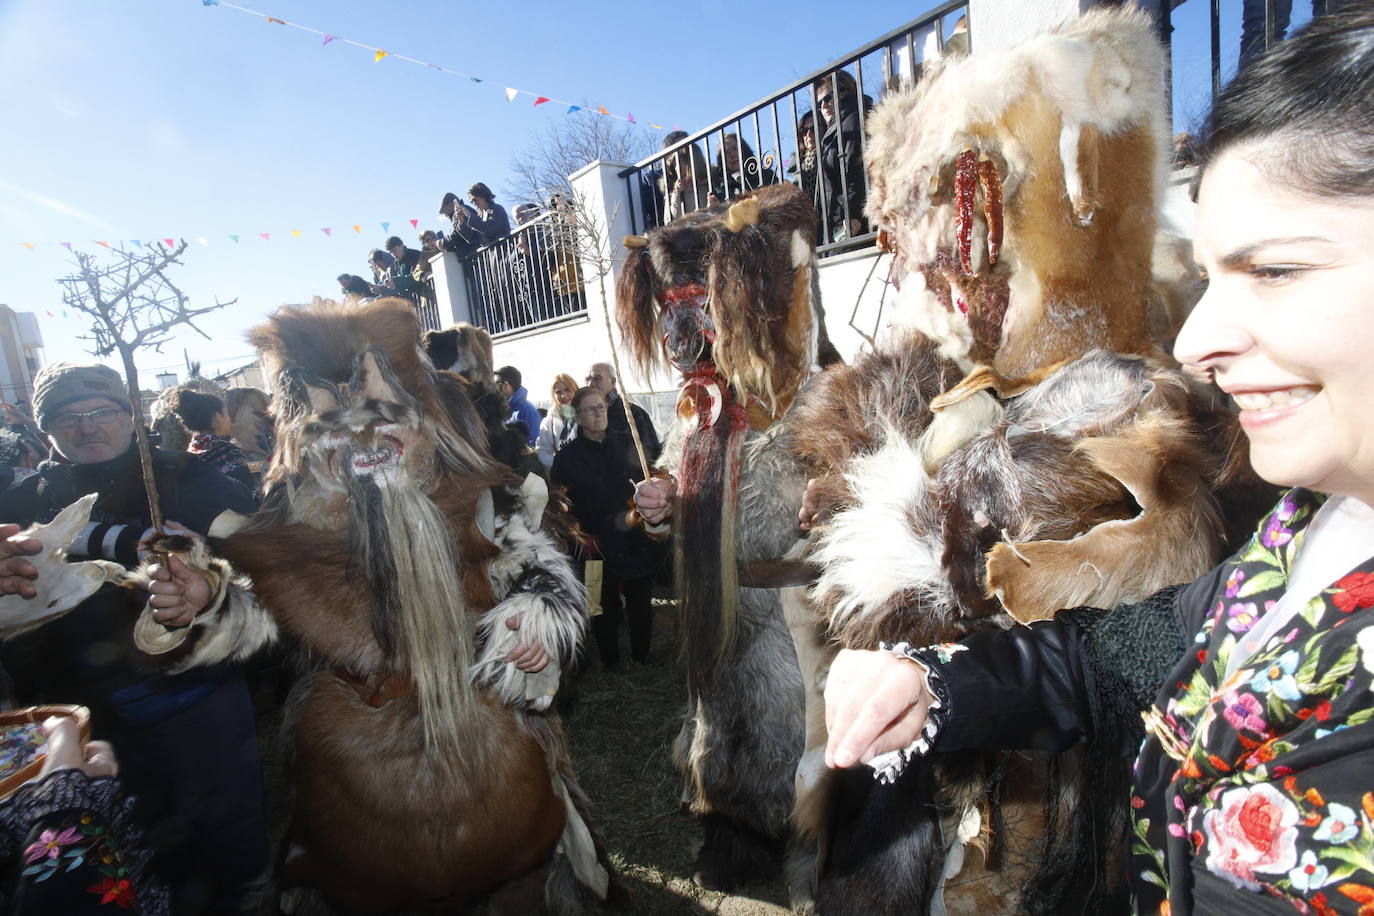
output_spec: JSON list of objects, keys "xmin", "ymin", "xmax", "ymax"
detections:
[
  {"xmin": 615, "ymin": 184, "xmax": 840, "ymax": 898},
  {"xmin": 786, "ymin": 9, "xmax": 1253, "ymax": 915},
  {"xmin": 130, "ymin": 298, "xmax": 609, "ymax": 914}
]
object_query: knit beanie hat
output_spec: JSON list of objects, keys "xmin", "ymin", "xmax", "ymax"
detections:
[{"xmin": 32, "ymin": 362, "xmax": 132, "ymax": 426}]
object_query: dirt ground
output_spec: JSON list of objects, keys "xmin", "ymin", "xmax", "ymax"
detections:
[{"xmin": 561, "ymin": 597, "xmax": 792, "ymax": 916}]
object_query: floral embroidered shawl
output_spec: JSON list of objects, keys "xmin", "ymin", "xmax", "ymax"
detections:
[{"xmin": 1133, "ymin": 490, "xmax": 1374, "ymax": 915}]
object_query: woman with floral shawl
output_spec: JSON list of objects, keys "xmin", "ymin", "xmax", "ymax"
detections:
[{"xmin": 823, "ymin": 8, "xmax": 1374, "ymax": 915}]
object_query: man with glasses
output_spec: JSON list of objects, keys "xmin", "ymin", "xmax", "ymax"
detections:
[
  {"xmin": 585, "ymin": 361, "xmax": 660, "ymax": 462},
  {"xmin": 0, "ymin": 362, "xmax": 266, "ymax": 913}
]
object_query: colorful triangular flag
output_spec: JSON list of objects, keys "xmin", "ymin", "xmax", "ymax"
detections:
[
  {"xmin": 352, "ymin": 225, "xmax": 362, "ymax": 234},
  {"xmin": 470, "ymin": 77, "xmax": 482, "ymax": 83},
  {"xmin": 597, "ymin": 105, "xmax": 610, "ymax": 115},
  {"xmin": 229, "ymin": 234, "xmax": 239, "ymax": 243},
  {"xmin": 627, "ymin": 112, "xmax": 636, "ymax": 124},
  {"xmin": 409, "ymin": 218, "xmax": 419, "ymax": 229},
  {"xmin": 650, "ymin": 123, "xmax": 663, "ymax": 129},
  {"xmin": 566, "ymin": 105, "xmax": 581, "ymax": 115},
  {"xmin": 266, "ymin": 17, "xmax": 285, "ymax": 25},
  {"xmin": 20, "ymin": 243, "xmax": 33, "ymax": 251},
  {"xmin": 290, "ymin": 230, "xmax": 301, "ymax": 238},
  {"xmin": 61, "ymin": 242, "xmax": 73, "ymax": 251},
  {"xmin": 260, "ymin": 232, "xmax": 270, "ymax": 241},
  {"xmin": 62, "ymin": 310, "xmax": 68, "ymax": 318},
  {"xmin": 45, "ymin": 310, "xmax": 53, "ymax": 317},
  {"xmin": 201, "ymin": 0, "xmax": 219, "ymax": 5},
  {"xmin": 321, "ymin": 228, "xmax": 332, "ymax": 237},
  {"xmin": 162, "ymin": 238, "xmax": 175, "ymax": 247},
  {"xmin": 131, "ymin": 240, "xmax": 143, "ymax": 248},
  {"xmin": 374, "ymin": 50, "xmax": 388, "ymax": 63},
  {"xmin": 533, "ymin": 96, "xmax": 550, "ymax": 107},
  {"xmin": 504, "ymin": 87, "xmax": 518, "ymax": 102},
  {"xmin": 96, "ymin": 240, "xmax": 110, "ymax": 248},
  {"xmin": 322, "ymin": 34, "xmax": 335, "ymax": 46},
  {"xmin": 381, "ymin": 221, "xmax": 390, "ymax": 232}
]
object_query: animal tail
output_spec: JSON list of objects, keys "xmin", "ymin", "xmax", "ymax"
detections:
[{"xmin": 674, "ymin": 406, "xmax": 748, "ymax": 690}]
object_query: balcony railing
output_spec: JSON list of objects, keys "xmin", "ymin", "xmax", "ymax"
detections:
[
  {"xmin": 462, "ymin": 212, "xmax": 587, "ymax": 335},
  {"xmin": 619, "ymin": 1, "xmax": 969, "ymax": 259}
]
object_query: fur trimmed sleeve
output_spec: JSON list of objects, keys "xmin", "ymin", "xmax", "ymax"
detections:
[
  {"xmin": 474, "ymin": 474, "xmax": 588, "ymax": 712},
  {"xmin": 126, "ymin": 541, "xmax": 278, "ymax": 673}
]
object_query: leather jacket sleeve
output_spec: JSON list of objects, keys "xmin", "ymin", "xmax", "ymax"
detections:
[{"xmin": 929, "ymin": 565, "xmax": 1228, "ymax": 756}]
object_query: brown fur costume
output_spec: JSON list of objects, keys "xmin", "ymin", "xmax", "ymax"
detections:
[
  {"xmin": 784, "ymin": 9, "xmax": 1252, "ymax": 915},
  {"xmin": 615, "ymin": 184, "xmax": 840, "ymax": 897},
  {"xmin": 131, "ymin": 299, "xmax": 609, "ymax": 913}
]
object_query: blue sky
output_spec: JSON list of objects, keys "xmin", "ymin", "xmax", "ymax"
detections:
[{"xmin": 0, "ymin": 0, "xmax": 1278, "ymax": 380}]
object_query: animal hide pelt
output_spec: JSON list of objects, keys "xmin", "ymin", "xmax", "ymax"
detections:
[
  {"xmin": 865, "ymin": 6, "xmax": 1168, "ymax": 376},
  {"xmin": 131, "ymin": 297, "xmax": 609, "ymax": 913},
  {"xmin": 614, "ymin": 184, "xmax": 832, "ymax": 899}
]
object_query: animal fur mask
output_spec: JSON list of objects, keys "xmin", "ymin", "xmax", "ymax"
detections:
[
  {"xmin": 616, "ymin": 183, "xmax": 839, "ymax": 425},
  {"xmin": 865, "ymin": 7, "xmax": 1169, "ymax": 375}
]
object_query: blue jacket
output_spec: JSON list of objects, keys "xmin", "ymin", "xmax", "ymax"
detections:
[{"xmin": 507, "ymin": 386, "xmax": 542, "ymax": 447}]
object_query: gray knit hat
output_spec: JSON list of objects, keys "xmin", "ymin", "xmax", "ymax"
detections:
[{"xmin": 32, "ymin": 362, "xmax": 132, "ymax": 426}]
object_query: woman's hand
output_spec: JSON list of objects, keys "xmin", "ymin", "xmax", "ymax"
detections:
[
  {"xmin": 38, "ymin": 716, "xmax": 117, "ymax": 780},
  {"xmin": 145, "ymin": 554, "xmax": 213, "ymax": 628},
  {"xmin": 634, "ymin": 477, "xmax": 677, "ymax": 525},
  {"xmin": 824, "ymin": 648, "xmax": 934, "ymax": 768}
]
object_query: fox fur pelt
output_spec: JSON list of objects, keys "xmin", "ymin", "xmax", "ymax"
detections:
[
  {"xmin": 615, "ymin": 184, "xmax": 840, "ymax": 898},
  {"xmin": 130, "ymin": 298, "xmax": 610, "ymax": 914},
  {"xmin": 865, "ymin": 6, "xmax": 1169, "ymax": 376}
]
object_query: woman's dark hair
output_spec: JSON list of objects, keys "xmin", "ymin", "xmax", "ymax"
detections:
[
  {"xmin": 718, "ymin": 133, "xmax": 756, "ymax": 168},
  {"xmin": 170, "ymin": 389, "xmax": 224, "ymax": 434},
  {"xmin": 570, "ymin": 386, "xmax": 603, "ymax": 414},
  {"xmin": 468, "ymin": 182, "xmax": 495, "ymax": 202},
  {"xmin": 1198, "ymin": 5, "xmax": 1374, "ymax": 198}
]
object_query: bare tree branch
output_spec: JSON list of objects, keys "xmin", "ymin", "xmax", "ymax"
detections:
[
  {"xmin": 55, "ymin": 241, "xmax": 235, "ymax": 532},
  {"xmin": 505, "ymin": 111, "xmax": 656, "ymax": 207}
]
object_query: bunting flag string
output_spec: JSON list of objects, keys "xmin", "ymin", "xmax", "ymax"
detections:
[
  {"xmin": 200, "ymin": 0, "xmax": 672, "ymax": 129},
  {"xmin": 17, "ymin": 214, "xmax": 452, "ymax": 253}
]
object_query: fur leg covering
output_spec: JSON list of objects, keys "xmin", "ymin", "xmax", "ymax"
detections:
[{"xmin": 476, "ymin": 473, "xmax": 590, "ymax": 711}]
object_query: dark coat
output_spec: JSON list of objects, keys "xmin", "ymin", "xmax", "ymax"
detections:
[
  {"xmin": 550, "ymin": 429, "xmax": 664, "ymax": 581},
  {"xmin": 605, "ymin": 391, "xmax": 661, "ymax": 464},
  {"xmin": 814, "ymin": 95, "xmax": 872, "ymax": 242}
]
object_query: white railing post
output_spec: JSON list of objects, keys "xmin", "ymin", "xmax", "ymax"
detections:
[{"xmin": 431, "ymin": 250, "xmax": 474, "ymax": 327}]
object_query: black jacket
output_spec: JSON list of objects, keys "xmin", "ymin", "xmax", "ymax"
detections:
[
  {"xmin": 814, "ymin": 95, "xmax": 872, "ymax": 242},
  {"xmin": 605, "ymin": 391, "xmax": 661, "ymax": 464},
  {"xmin": 550, "ymin": 429, "xmax": 664, "ymax": 581}
]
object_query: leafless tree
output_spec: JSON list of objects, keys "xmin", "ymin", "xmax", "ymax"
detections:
[
  {"xmin": 505, "ymin": 111, "xmax": 656, "ymax": 207},
  {"xmin": 57, "ymin": 241, "xmax": 234, "ymax": 530}
]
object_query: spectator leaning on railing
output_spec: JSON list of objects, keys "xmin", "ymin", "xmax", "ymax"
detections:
[{"xmin": 812, "ymin": 69, "xmax": 873, "ymax": 242}]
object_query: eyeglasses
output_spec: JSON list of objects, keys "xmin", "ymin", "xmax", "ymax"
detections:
[
  {"xmin": 47, "ymin": 407, "xmax": 127, "ymax": 430},
  {"xmin": 577, "ymin": 404, "xmax": 607, "ymax": 416}
]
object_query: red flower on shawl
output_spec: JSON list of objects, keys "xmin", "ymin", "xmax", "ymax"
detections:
[
  {"xmin": 87, "ymin": 876, "xmax": 136, "ymax": 907},
  {"xmin": 1334, "ymin": 572, "xmax": 1374, "ymax": 613}
]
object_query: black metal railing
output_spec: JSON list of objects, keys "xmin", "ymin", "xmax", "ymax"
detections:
[
  {"xmin": 462, "ymin": 212, "xmax": 587, "ymax": 335},
  {"xmin": 620, "ymin": 1, "xmax": 969, "ymax": 259},
  {"xmin": 1162, "ymin": 0, "xmax": 1345, "ymax": 133}
]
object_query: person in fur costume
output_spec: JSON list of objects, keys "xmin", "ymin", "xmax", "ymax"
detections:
[
  {"xmin": 620, "ymin": 183, "xmax": 842, "ymax": 899},
  {"xmin": 124, "ymin": 298, "xmax": 611, "ymax": 914},
  {"xmin": 780, "ymin": 8, "xmax": 1261, "ymax": 915}
]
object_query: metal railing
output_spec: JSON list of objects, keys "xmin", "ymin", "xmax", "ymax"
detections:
[
  {"xmin": 1162, "ymin": 0, "xmax": 1346, "ymax": 140},
  {"xmin": 619, "ymin": 1, "xmax": 969, "ymax": 259},
  {"xmin": 462, "ymin": 211, "xmax": 587, "ymax": 335}
]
